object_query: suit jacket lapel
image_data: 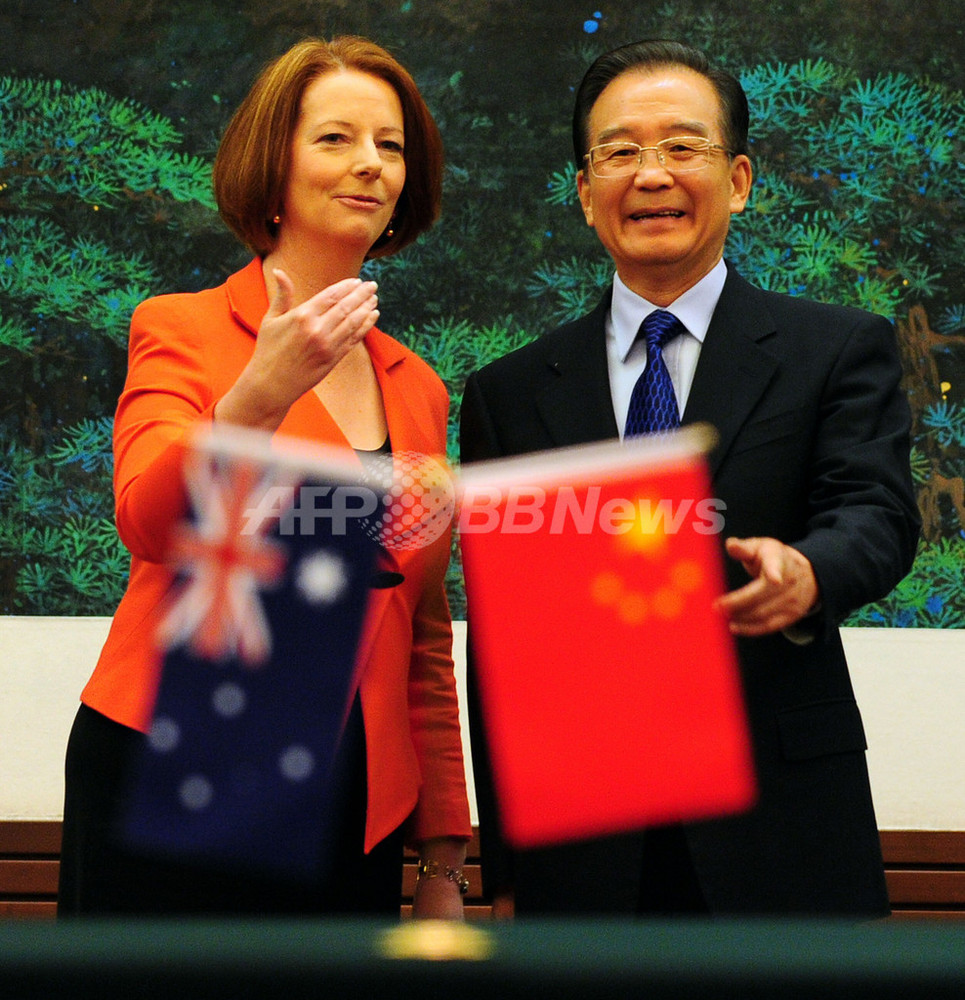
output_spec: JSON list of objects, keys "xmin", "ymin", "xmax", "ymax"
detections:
[
  {"xmin": 226, "ymin": 261, "xmax": 407, "ymax": 675},
  {"xmin": 344, "ymin": 331, "xmax": 419, "ymax": 673},
  {"xmin": 225, "ymin": 259, "xmax": 353, "ymax": 445},
  {"xmin": 682, "ymin": 268, "xmax": 779, "ymax": 478},
  {"xmin": 367, "ymin": 331, "xmax": 439, "ymax": 457},
  {"xmin": 535, "ymin": 294, "xmax": 620, "ymax": 447}
]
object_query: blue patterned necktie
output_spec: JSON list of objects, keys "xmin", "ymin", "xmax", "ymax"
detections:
[{"xmin": 624, "ymin": 310, "xmax": 682, "ymax": 437}]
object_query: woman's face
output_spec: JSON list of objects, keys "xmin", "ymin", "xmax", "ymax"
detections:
[{"xmin": 280, "ymin": 69, "xmax": 406, "ymax": 254}]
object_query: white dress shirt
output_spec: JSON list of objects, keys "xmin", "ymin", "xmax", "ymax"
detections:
[{"xmin": 606, "ymin": 259, "xmax": 728, "ymax": 438}]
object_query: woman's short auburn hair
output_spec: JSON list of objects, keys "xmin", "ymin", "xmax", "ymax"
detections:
[{"xmin": 212, "ymin": 36, "xmax": 443, "ymax": 259}]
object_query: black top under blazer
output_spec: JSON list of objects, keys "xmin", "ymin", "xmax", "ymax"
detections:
[{"xmin": 460, "ymin": 264, "xmax": 921, "ymax": 916}]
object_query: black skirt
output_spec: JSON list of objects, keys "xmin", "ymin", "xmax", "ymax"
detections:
[{"xmin": 57, "ymin": 697, "xmax": 404, "ymax": 916}]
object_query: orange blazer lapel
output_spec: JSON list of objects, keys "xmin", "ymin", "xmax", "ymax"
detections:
[{"xmin": 224, "ymin": 261, "xmax": 437, "ymax": 683}]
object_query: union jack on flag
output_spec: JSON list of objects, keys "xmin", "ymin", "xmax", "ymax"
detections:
[{"xmin": 157, "ymin": 452, "xmax": 292, "ymax": 667}]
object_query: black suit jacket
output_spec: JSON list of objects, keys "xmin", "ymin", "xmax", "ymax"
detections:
[{"xmin": 460, "ymin": 265, "xmax": 920, "ymax": 916}]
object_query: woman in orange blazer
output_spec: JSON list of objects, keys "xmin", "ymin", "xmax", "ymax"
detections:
[{"xmin": 58, "ymin": 37, "xmax": 471, "ymax": 917}]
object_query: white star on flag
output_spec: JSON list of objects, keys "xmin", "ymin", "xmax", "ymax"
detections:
[{"xmin": 296, "ymin": 550, "xmax": 350, "ymax": 605}]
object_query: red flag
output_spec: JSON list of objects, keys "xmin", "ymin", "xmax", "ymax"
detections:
[{"xmin": 459, "ymin": 427, "xmax": 756, "ymax": 848}]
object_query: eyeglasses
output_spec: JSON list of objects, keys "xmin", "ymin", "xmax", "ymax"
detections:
[{"xmin": 584, "ymin": 136, "xmax": 731, "ymax": 177}]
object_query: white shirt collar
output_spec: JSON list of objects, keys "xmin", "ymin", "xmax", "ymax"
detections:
[{"xmin": 611, "ymin": 259, "xmax": 728, "ymax": 362}]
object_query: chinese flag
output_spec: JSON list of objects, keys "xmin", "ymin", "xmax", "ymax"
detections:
[{"xmin": 459, "ymin": 427, "xmax": 756, "ymax": 848}]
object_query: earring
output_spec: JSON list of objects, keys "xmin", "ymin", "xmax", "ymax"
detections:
[
  {"xmin": 385, "ymin": 226, "xmax": 395, "ymax": 238},
  {"xmin": 272, "ymin": 214, "xmax": 281, "ymax": 224}
]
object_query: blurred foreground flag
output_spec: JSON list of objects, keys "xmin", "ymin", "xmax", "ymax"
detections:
[
  {"xmin": 121, "ymin": 426, "xmax": 380, "ymax": 878},
  {"xmin": 459, "ymin": 426, "xmax": 756, "ymax": 848}
]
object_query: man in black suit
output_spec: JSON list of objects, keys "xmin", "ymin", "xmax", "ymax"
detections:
[{"xmin": 460, "ymin": 40, "xmax": 920, "ymax": 917}]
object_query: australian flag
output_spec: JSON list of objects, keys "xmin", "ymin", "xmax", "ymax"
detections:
[{"xmin": 120, "ymin": 427, "xmax": 380, "ymax": 878}]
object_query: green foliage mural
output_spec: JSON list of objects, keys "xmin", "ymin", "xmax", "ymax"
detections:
[
  {"xmin": 1, "ymin": 0, "xmax": 963, "ymax": 624},
  {"xmin": 0, "ymin": 72, "xmax": 223, "ymax": 612}
]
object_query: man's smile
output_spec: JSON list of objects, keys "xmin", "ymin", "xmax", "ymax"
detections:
[{"xmin": 629, "ymin": 208, "xmax": 686, "ymax": 221}]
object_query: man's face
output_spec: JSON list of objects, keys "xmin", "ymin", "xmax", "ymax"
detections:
[{"xmin": 577, "ymin": 67, "xmax": 752, "ymax": 303}]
